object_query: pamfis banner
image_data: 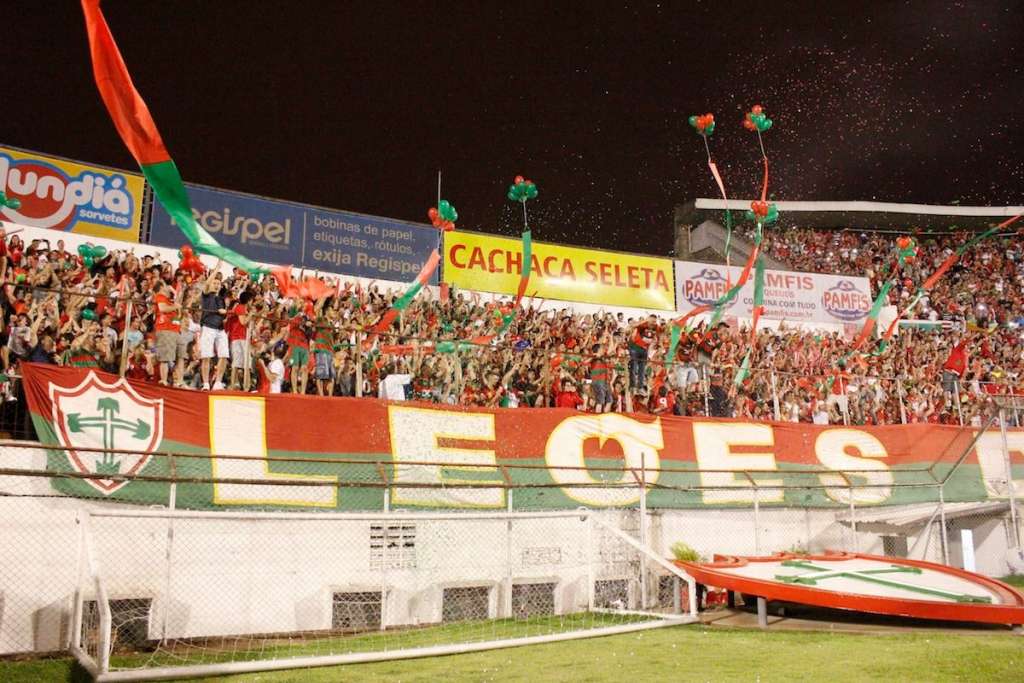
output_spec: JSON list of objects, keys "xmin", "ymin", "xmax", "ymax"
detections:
[
  {"xmin": 675, "ymin": 261, "xmax": 873, "ymax": 326},
  {"xmin": 444, "ymin": 230, "xmax": 676, "ymax": 310},
  {"xmin": 0, "ymin": 145, "xmax": 144, "ymax": 241},
  {"xmin": 149, "ymin": 183, "xmax": 441, "ymax": 282},
  {"xmin": 21, "ymin": 364, "xmax": 1024, "ymax": 511}
]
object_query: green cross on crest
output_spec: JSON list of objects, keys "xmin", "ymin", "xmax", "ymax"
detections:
[{"xmin": 66, "ymin": 398, "xmax": 152, "ymax": 475}]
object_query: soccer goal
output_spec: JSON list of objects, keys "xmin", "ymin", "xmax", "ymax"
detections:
[{"xmin": 70, "ymin": 508, "xmax": 697, "ymax": 681}]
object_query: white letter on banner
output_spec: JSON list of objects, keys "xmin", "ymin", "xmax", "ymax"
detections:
[
  {"xmin": 545, "ymin": 414, "xmax": 663, "ymax": 507},
  {"xmin": 693, "ymin": 423, "xmax": 783, "ymax": 504},
  {"xmin": 388, "ymin": 406, "xmax": 503, "ymax": 508},
  {"xmin": 815, "ymin": 429, "xmax": 893, "ymax": 505},
  {"xmin": 209, "ymin": 396, "xmax": 336, "ymax": 507},
  {"xmin": 975, "ymin": 430, "xmax": 1024, "ymax": 499}
]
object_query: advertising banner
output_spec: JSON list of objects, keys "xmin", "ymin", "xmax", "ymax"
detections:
[
  {"xmin": 444, "ymin": 230, "xmax": 676, "ymax": 310},
  {"xmin": 0, "ymin": 145, "xmax": 144, "ymax": 242},
  {"xmin": 22, "ymin": 364, "xmax": 1022, "ymax": 512},
  {"xmin": 675, "ymin": 260, "xmax": 873, "ymax": 326},
  {"xmin": 149, "ymin": 183, "xmax": 440, "ymax": 282}
]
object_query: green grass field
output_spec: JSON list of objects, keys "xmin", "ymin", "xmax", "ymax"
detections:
[{"xmin": 3, "ymin": 623, "xmax": 1022, "ymax": 683}]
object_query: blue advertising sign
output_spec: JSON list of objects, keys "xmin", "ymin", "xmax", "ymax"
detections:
[{"xmin": 148, "ymin": 184, "xmax": 440, "ymax": 282}]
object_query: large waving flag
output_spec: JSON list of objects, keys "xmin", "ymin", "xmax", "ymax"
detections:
[{"xmin": 81, "ymin": 0, "xmax": 266, "ymax": 274}]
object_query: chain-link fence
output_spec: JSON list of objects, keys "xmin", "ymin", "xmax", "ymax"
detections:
[{"xmin": 0, "ymin": 411, "xmax": 1021, "ymax": 675}]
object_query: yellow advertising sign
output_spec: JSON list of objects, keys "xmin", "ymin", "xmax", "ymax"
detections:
[
  {"xmin": 0, "ymin": 145, "xmax": 144, "ymax": 242},
  {"xmin": 443, "ymin": 230, "xmax": 675, "ymax": 310}
]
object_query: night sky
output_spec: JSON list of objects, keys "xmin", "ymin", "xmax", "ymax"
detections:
[{"xmin": 7, "ymin": 1, "xmax": 1023, "ymax": 256}]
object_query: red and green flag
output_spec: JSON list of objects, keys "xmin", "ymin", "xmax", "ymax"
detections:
[
  {"xmin": 81, "ymin": 0, "xmax": 266, "ymax": 274},
  {"xmin": 371, "ymin": 250, "xmax": 441, "ymax": 332}
]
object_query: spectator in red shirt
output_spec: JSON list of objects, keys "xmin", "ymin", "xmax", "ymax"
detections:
[
  {"xmin": 152, "ymin": 281, "xmax": 182, "ymax": 386},
  {"xmin": 226, "ymin": 290, "xmax": 252, "ymax": 389},
  {"xmin": 554, "ymin": 379, "xmax": 584, "ymax": 410}
]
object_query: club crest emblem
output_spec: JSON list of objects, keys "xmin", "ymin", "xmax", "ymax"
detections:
[{"xmin": 49, "ymin": 372, "xmax": 164, "ymax": 494}]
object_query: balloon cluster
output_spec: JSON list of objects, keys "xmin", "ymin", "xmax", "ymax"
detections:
[
  {"xmin": 506, "ymin": 175, "xmax": 538, "ymax": 203},
  {"xmin": 743, "ymin": 104, "xmax": 773, "ymax": 133},
  {"xmin": 0, "ymin": 192, "xmax": 21, "ymax": 210},
  {"xmin": 687, "ymin": 113, "xmax": 715, "ymax": 136},
  {"xmin": 746, "ymin": 200, "xmax": 779, "ymax": 225},
  {"xmin": 177, "ymin": 245, "xmax": 206, "ymax": 276},
  {"xmin": 77, "ymin": 243, "xmax": 108, "ymax": 268},
  {"xmin": 895, "ymin": 236, "xmax": 918, "ymax": 264},
  {"xmin": 427, "ymin": 199, "xmax": 458, "ymax": 232}
]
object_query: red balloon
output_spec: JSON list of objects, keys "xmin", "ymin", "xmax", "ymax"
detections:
[
  {"xmin": 442, "ymin": 221, "xmax": 455, "ymax": 232},
  {"xmin": 180, "ymin": 245, "xmax": 194, "ymax": 258},
  {"xmin": 751, "ymin": 104, "xmax": 763, "ymax": 115},
  {"xmin": 743, "ymin": 117, "xmax": 756, "ymax": 131},
  {"xmin": 514, "ymin": 175, "xmax": 525, "ymax": 185},
  {"xmin": 427, "ymin": 207, "xmax": 439, "ymax": 220},
  {"xmin": 750, "ymin": 200, "xmax": 769, "ymax": 217},
  {"xmin": 896, "ymin": 236, "xmax": 911, "ymax": 250}
]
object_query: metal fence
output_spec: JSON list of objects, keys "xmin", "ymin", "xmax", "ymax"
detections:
[{"xmin": 0, "ymin": 408, "xmax": 1021, "ymax": 659}]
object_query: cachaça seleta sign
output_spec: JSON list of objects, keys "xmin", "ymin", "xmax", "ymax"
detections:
[
  {"xmin": 443, "ymin": 230, "xmax": 676, "ymax": 311},
  {"xmin": 22, "ymin": 364, "xmax": 1023, "ymax": 511}
]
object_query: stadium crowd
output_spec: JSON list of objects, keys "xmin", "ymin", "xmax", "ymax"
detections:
[{"xmin": 0, "ymin": 226, "xmax": 1021, "ymax": 431}]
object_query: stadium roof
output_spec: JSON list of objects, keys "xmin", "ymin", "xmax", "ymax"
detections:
[{"xmin": 678, "ymin": 199, "xmax": 1024, "ymax": 231}]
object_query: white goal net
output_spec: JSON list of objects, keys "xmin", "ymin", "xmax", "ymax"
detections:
[{"xmin": 72, "ymin": 508, "xmax": 696, "ymax": 681}]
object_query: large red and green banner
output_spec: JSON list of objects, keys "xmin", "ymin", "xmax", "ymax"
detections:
[{"xmin": 21, "ymin": 364, "xmax": 1024, "ymax": 510}]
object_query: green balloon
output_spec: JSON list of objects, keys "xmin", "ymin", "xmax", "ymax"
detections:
[
  {"xmin": 704, "ymin": 121, "xmax": 716, "ymax": 136},
  {"xmin": 92, "ymin": 245, "xmax": 108, "ymax": 259},
  {"xmin": 688, "ymin": 115, "xmax": 698, "ymax": 128},
  {"xmin": 3, "ymin": 196, "xmax": 20, "ymax": 210},
  {"xmin": 78, "ymin": 244, "xmax": 90, "ymax": 257},
  {"xmin": 83, "ymin": 256, "xmax": 94, "ymax": 268},
  {"xmin": 81, "ymin": 308, "xmax": 97, "ymax": 321},
  {"xmin": 438, "ymin": 199, "xmax": 458, "ymax": 222}
]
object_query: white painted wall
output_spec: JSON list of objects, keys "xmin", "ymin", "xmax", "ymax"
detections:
[{"xmin": 0, "ymin": 443, "xmax": 1017, "ymax": 655}]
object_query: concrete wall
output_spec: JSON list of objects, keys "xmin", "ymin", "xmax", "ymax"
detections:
[{"xmin": 0, "ymin": 444, "xmax": 1017, "ymax": 655}]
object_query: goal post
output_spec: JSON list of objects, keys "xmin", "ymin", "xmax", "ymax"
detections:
[{"xmin": 73, "ymin": 508, "xmax": 698, "ymax": 682}]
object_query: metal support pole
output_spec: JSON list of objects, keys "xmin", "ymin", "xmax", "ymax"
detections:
[
  {"xmin": 702, "ymin": 365, "xmax": 710, "ymax": 417},
  {"xmin": 897, "ymin": 380, "xmax": 908, "ymax": 425},
  {"xmin": 354, "ymin": 331, "xmax": 364, "ymax": 398},
  {"xmin": 71, "ymin": 511, "xmax": 85, "ymax": 651},
  {"xmin": 849, "ymin": 488, "xmax": 858, "ymax": 552},
  {"xmin": 586, "ymin": 512, "xmax": 595, "ymax": 611},
  {"xmin": 380, "ymin": 521, "xmax": 389, "ymax": 631},
  {"xmin": 242, "ymin": 320, "xmax": 253, "ymax": 390},
  {"xmin": 839, "ymin": 375, "xmax": 849, "ymax": 425},
  {"xmin": 118, "ymin": 296, "xmax": 133, "ymax": 377},
  {"xmin": 1000, "ymin": 408, "xmax": 1021, "ymax": 549},
  {"xmin": 938, "ymin": 485, "xmax": 950, "ymax": 566},
  {"xmin": 505, "ymin": 500, "xmax": 514, "ymax": 618},
  {"xmin": 757, "ymin": 596, "xmax": 768, "ymax": 628},
  {"xmin": 753, "ymin": 485, "xmax": 761, "ymax": 555},
  {"xmin": 770, "ymin": 370, "xmax": 781, "ymax": 421},
  {"xmin": 639, "ymin": 452, "xmax": 648, "ymax": 610}
]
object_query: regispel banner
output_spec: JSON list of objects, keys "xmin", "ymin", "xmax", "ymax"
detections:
[
  {"xmin": 444, "ymin": 230, "xmax": 676, "ymax": 310},
  {"xmin": 675, "ymin": 260, "xmax": 873, "ymax": 325},
  {"xmin": 0, "ymin": 144, "xmax": 144, "ymax": 242},
  {"xmin": 149, "ymin": 183, "xmax": 440, "ymax": 282},
  {"xmin": 22, "ymin": 364, "xmax": 1022, "ymax": 511}
]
